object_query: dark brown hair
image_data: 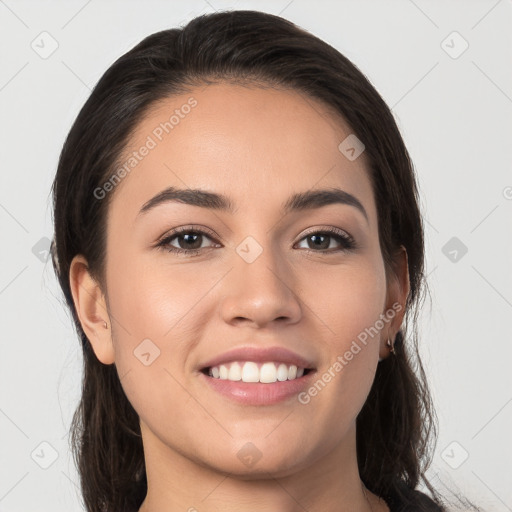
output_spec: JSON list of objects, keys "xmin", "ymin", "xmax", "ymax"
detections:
[{"xmin": 51, "ymin": 9, "xmax": 461, "ymax": 512}]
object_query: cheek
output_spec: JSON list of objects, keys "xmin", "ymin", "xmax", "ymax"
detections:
[
  {"xmin": 105, "ymin": 246, "xmax": 203, "ymax": 340},
  {"xmin": 105, "ymin": 258, "xmax": 198, "ymax": 438},
  {"xmin": 103, "ymin": 250, "xmax": 191, "ymax": 391},
  {"xmin": 300, "ymin": 258, "xmax": 385, "ymax": 414},
  {"xmin": 303, "ymin": 256, "xmax": 387, "ymax": 346},
  {"xmin": 104, "ymin": 248, "xmax": 221, "ymax": 405}
]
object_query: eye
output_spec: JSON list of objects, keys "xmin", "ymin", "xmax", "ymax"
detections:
[
  {"xmin": 295, "ymin": 227, "xmax": 356, "ymax": 253},
  {"xmin": 155, "ymin": 226, "xmax": 220, "ymax": 256},
  {"xmin": 155, "ymin": 225, "xmax": 356, "ymax": 257}
]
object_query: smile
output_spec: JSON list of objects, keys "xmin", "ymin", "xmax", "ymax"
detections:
[
  {"xmin": 204, "ymin": 360, "xmax": 311, "ymax": 383},
  {"xmin": 200, "ymin": 363, "xmax": 316, "ymax": 406}
]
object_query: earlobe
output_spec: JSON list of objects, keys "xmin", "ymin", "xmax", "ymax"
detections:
[
  {"xmin": 379, "ymin": 245, "xmax": 410, "ymax": 360},
  {"xmin": 69, "ymin": 255, "xmax": 115, "ymax": 365}
]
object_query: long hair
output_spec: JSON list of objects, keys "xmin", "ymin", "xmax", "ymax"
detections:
[{"xmin": 51, "ymin": 10, "xmax": 448, "ymax": 511}]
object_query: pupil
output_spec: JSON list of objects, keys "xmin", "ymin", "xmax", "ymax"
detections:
[
  {"xmin": 310, "ymin": 234, "xmax": 328, "ymax": 249},
  {"xmin": 182, "ymin": 233, "xmax": 200, "ymax": 249}
]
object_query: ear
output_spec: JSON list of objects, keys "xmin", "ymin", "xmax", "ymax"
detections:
[
  {"xmin": 379, "ymin": 245, "xmax": 410, "ymax": 360},
  {"xmin": 69, "ymin": 254, "xmax": 115, "ymax": 365}
]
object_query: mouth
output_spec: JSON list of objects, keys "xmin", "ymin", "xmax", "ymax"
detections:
[
  {"xmin": 197, "ymin": 346, "xmax": 317, "ymax": 405},
  {"xmin": 200, "ymin": 361, "xmax": 315, "ymax": 383},
  {"xmin": 199, "ymin": 361, "xmax": 317, "ymax": 405}
]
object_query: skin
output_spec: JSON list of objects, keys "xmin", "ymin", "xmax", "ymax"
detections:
[{"xmin": 70, "ymin": 82, "xmax": 409, "ymax": 512}]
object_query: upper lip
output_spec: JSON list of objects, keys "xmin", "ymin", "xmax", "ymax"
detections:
[{"xmin": 199, "ymin": 346, "xmax": 316, "ymax": 371}]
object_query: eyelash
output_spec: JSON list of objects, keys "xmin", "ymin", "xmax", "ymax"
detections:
[{"xmin": 155, "ymin": 225, "xmax": 356, "ymax": 257}]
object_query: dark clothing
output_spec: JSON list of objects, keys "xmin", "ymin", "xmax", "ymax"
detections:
[{"xmin": 382, "ymin": 483, "xmax": 445, "ymax": 511}]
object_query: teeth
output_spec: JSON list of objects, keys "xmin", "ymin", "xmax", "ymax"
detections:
[
  {"xmin": 219, "ymin": 365, "xmax": 228, "ymax": 380},
  {"xmin": 208, "ymin": 361, "xmax": 307, "ymax": 383},
  {"xmin": 241, "ymin": 361, "xmax": 259, "ymax": 382},
  {"xmin": 277, "ymin": 363, "xmax": 289, "ymax": 381},
  {"xmin": 228, "ymin": 362, "xmax": 242, "ymax": 381},
  {"xmin": 260, "ymin": 362, "xmax": 277, "ymax": 383}
]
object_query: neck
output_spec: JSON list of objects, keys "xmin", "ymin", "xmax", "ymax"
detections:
[{"xmin": 138, "ymin": 422, "xmax": 385, "ymax": 512}]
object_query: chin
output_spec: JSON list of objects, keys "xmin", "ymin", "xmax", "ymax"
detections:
[{"xmin": 196, "ymin": 441, "xmax": 312, "ymax": 479}]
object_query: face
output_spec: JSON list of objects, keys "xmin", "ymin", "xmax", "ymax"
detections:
[{"xmin": 72, "ymin": 82, "xmax": 407, "ymax": 479}]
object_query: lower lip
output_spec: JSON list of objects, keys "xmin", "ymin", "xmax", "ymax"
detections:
[{"xmin": 200, "ymin": 371, "xmax": 316, "ymax": 405}]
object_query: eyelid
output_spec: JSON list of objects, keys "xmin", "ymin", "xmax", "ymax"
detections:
[
  {"xmin": 299, "ymin": 225, "xmax": 354, "ymax": 243},
  {"xmin": 155, "ymin": 224, "xmax": 219, "ymax": 245}
]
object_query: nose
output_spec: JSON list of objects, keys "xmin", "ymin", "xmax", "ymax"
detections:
[{"xmin": 219, "ymin": 240, "xmax": 303, "ymax": 328}]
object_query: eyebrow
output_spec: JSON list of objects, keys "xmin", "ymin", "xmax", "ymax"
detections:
[{"xmin": 138, "ymin": 186, "xmax": 368, "ymax": 223}]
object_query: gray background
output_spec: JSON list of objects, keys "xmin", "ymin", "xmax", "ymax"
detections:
[{"xmin": 1, "ymin": 0, "xmax": 511, "ymax": 510}]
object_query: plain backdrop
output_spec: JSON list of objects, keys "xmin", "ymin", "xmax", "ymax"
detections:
[{"xmin": 1, "ymin": 0, "xmax": 511, "ymax": 511}]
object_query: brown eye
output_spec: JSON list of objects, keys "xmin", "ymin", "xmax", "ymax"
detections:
[
  {"xmin": 156, "ymin": 226, "xmax": 220, "ymax": 256},
  {"xmin": 296, "ymin": 228, "xmax": 355, "ymax": 253}
]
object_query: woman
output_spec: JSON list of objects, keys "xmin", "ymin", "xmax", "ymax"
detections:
[{"xmin": 50, "ymin": 9, "xmax": 468, "ymax": 512}]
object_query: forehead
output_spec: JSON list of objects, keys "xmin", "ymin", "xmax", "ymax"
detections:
[{"xmin": 108, "ymin": 82, "xmax": 376, "ymax": 226}]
